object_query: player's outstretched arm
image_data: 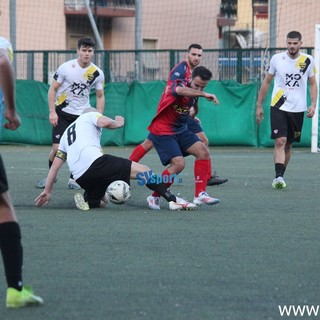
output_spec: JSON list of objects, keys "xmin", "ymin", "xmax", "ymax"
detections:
[
  {"xmin": 97, "ymin": 115, "xmax": 124, "ymax": 129},
  {"xmin": 35, "ymin": 156, "xmax": 65, "ymax": 207}
]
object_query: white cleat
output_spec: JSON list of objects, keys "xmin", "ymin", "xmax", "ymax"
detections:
[
  {"xmin": 74, "ymin": 193, "xmax": 89, "ymax": 211},
  {"xmin": 272, "ymin": 177, "xmax": 286, "ymax": 189},
  {"xmin": 68, "ymin": 178, "xmax": 81, "ymax": 190},
  {"xmin": 169, "ymin": 197, "xmax": 197, "ymax": 211},
  {"xmin": 193, "ymin": 191, "xmax": 220, "ymax": 205},
  {"xmin": 147, "ymin": 195, "xmax": 161, "ymax": 210}
]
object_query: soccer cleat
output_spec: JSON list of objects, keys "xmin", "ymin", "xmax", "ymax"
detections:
[
  {"xmin": 207, "ymin": 171, "xmax": 228, "ymax": 186},
  {"xmin": 169, "ymin": 197, "xmax": 197, "ymax": 211},
  {"xmin": 68, "ymin": 178, "xmax": 81, "ymax": 190},
  {"xmin": 74, "ymin": 193, "xmax": 90, "ymax": 211},
  {"xmin": 272, "ymin": 177, "xmax": 286, "ymax": 189},
  {"xmin": 36, "ymin": 177, "xmax": 57, "ymax": 189},
  {"xmin": 193, "ymin": 191, "xmax": 220, "ymax": 205},
  {"xmin": 147, "ymin": 195, "xmax": 161, "ymax": 210},
  {"xmin": 6, "ymin": 286, "xmax": 43, "ymax": 308}
]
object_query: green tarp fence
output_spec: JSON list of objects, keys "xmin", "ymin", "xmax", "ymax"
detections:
[{"xmin": 0, "ymin": 79, "xmax": 313, "ymax": 147}]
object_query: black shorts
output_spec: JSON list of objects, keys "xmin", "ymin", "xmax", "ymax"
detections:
[
  {"xmin": 270, "ymin": 107, "xmax": 304, "ymax": 143},
  {"xmin": 76, "ymin": 154, "xmax": 132, "ymax": 206},
  {"xmin": 52, "ymin": 107, "xmax": 79, "ymax": 144},
  {"xmin": 0, "ymin": 155, "xmax": 9, "ymax": 193}
]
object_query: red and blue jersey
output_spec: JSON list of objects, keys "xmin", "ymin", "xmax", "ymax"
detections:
[
  {"xmin": 168, "ymin": 60, "xmax": 192, "ymax": 83},
  {"xmin": 148, "ymin": 61, "xmax": 198, "ymax": 135}
]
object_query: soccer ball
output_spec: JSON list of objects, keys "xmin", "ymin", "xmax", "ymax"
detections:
[{"xmin": 106, "ymin": 180, "xmax": 131, "ymax": 204}]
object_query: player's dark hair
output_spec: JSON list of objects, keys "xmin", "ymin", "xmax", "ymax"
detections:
[
  {"xmin": 188, "ymin": 43, "xmax": 203, "ymax": 52},
  {"xmin": 78, "ymin": 37, "xmax": 96, "ymax": 49},
  {"xmin": 287, "ymin": 31, "xmax": 302, "ymax": 40},
  {"xmin": 192, "ymin": 66, "xmax": 212, "ymax": 81}
]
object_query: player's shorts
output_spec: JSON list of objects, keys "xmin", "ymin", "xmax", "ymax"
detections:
[
  {"xmin": 186, "ymin": 117, "xmax": 203, "ymax": 134},
  {"xmin": 270, "ymin": 107, "xmax": 304, "ymax": 143},
  {"xmin": 0, "ymin": 155, "xmax": 9, "ymax": 194},
  {"xmin": 76, "ymin": 154, "xmax": 132, "ymax": 208},
  {"xmin": 52, "ymin": 107, "xmax": 79, "ymax": 144},
  {"xmin": 148, "ymin": 131, "xmax": 201, "ymax": 166}
]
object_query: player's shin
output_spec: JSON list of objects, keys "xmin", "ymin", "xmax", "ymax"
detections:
[
  {"xmin": 194, "ymin": 159, "xmax": 210, "ymax": 195},
  {"xmin": 146, "ymin": 180, "xmax": 176, "ymax": 202}
]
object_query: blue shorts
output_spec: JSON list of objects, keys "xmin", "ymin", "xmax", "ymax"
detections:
[
  {"xmin": 148, "ymin": 131, "xmax": 200, "ymax": 166},
  {"xmin": 186, "ymin": 117, "xmax": 203, "ymax": 134}
]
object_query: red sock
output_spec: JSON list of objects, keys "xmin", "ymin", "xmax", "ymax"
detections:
[
  {"xmin": 129, "ymin": 144, "xmax": 147, "ymax": 162},
  {"xmin": 207, "ymin": 157, "xmax": 213, "ymax": 181},
  {"xmin": 152, "ymin": 169, "xmax": 173, "ymax": 197},
  {"xmin": 194, "ymin": 159, "xmax": 209, "ymax": 196}
]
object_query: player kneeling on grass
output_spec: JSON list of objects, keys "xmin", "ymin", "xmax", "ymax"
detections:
[{"xmin": 35, "ymin": 108, "xmax": 196, "ymax": 211}]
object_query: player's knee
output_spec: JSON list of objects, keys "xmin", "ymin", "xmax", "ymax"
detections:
[
  {"xmin": 141, "ymin": 139, "xmax": 153, "ymax": 151},
  {"xmin": 132, "ymin": 163, "xmax": 152, "ymax": 178},
  {"xmin": 139, "ymin": 164, "xmax": 150, "ymax": 172},
  {"xmin": 275, "ymin": 137, "xmax": 287, "ymax": 148},
  {"xmin": 196, "ymin": 146, "xmax": 210, "ymax": 160},
  {"xmin": 171, "ymin": 158, "xmax": 185, "ymax": 173},
  {"xmin": 201, "ymin": 136, "xmax": 209, "ymax": 146}
]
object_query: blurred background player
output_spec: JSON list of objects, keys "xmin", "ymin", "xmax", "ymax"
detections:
[
  {"xmin": 36, "ymin": 37, "xmax": 105, "ymax": 190},
  {"xmin": 0, "ymin": 36, "xmax": 43, "ymax": 308},
  {"xmin": 129, "ymin": 43, "xmax": 228, "ymax": 186},
  {"xmin": 256, "ymin": 31, "xmax": 318, "ymax": 189}
]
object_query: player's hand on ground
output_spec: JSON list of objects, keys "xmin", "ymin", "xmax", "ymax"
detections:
[
  {"xmin": 3, "ymin": 110, "xmax": 21, "ymax": 130},
  {"xmin": 35, "ymin": 192, "xmax": 51, "ymax": 207}
]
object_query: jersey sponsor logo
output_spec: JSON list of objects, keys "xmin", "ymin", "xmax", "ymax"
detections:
[
  {"xmin": 173, "ymin": 104, "xmax": 189, "ymax": 114},
  {"xmin": 285, "ymin": 73, "xmax": 301, "ymax": 87},
  {"xmin": 70, "ymin": 82, "xmax": 87, "ymax": 96}
]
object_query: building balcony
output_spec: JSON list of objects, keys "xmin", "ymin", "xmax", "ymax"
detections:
[
  {"xmin": 217, "ymin": 15, "xmax": 236, "ymax": 27},
  {"xmin": 253, "ymin": 0, "xmax": 268, "ymax": 18},
  {"xmin": 64, "ymin": 0, "xmax": 135, "ymax": 18}
]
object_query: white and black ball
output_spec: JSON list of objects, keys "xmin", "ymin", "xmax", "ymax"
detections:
[{"xmin": 106, "ymin": 180, "xmax": 131, "ymax": 204}]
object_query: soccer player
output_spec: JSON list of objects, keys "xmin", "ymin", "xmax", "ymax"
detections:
[
  {"xmin": 256, "ymin": 31, "xmax": 318, "ymax": 189},
  {"xmin": 36, "ymin": 37, "xmax": 105, "ymax": 190},
  {"xmin": 0, "ymin": 37, "xmax": 43, "ymax": 308},
  {"xmin": 146, "ymin": 65, "xmax": 221, "ymax": 210},
  {"xmin": 35, "ymin": 108, "xmax": 196, "ymax": 211},
  {"xmin": 129, "ymin": 43, "xmax": 228, "ymax": 186}
]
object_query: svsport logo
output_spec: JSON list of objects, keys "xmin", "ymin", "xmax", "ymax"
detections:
[{"xmin": 136, "ymin": 170, "xmax": 182, "ymax": 186}]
